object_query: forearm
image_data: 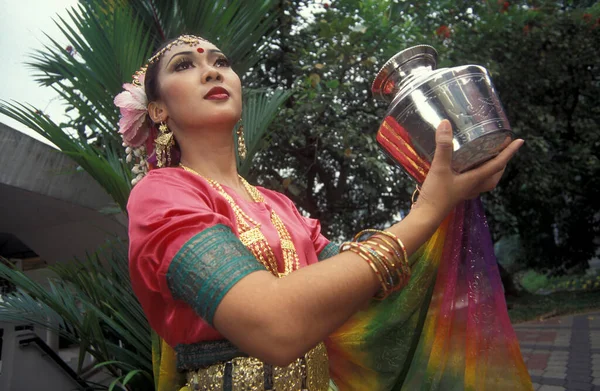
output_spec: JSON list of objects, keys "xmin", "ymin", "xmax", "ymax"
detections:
[{"xmin": 214, "ymin": 207, "xmax": 446, "ymax": 365}]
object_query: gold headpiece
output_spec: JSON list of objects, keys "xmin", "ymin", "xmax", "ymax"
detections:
[
  {"xmin": 148, "ymin": 34, "xmax": 211, "ymax": 65},
  {"xmin": 131, "ymin": 66, "xmax": 147, "ymax": 87}
]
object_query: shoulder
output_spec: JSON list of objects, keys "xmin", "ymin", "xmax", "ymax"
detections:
[
  {"xmin": 255, "ymin": 185, "xmax": 297, "ymax": 210},
  {"xmin": 255, "ymin": 185, "xmax": 315, "ymax": 222},
  {"xmin": 127, "ymin": 168, "xmax": 219, "ymax": 216},
  {"xmin": 130, "ymin": 168, "xmax": 210, "ymax": 195}
]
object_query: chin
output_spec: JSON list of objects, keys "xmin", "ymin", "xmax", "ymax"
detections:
[{"xmin": 197, "ymin": 112, "xmax": 239, "ymax": 128}]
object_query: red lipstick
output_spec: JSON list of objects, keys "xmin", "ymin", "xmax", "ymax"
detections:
[{"xmin": 204, "ymin": 87, "xmax": 230, "ymax": 100}]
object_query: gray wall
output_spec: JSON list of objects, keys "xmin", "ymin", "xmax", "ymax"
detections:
[{"xmin": 0, "ymin": 122, "xmax": 127, "ymax": 265}]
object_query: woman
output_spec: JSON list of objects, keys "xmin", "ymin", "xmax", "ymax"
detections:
[{"xmin": 118, "ymin": 35, "xmax": 528, "ymax": 390}]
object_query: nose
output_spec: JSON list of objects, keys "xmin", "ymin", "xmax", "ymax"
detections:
[{"xmin": 202, "ymin": 69, "xmax": 223, "ymax": 84}]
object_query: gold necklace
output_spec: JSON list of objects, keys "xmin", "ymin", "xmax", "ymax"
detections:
[{"xmin": 179, "ymin": 164, "xmax": 300, "ymax": 277}]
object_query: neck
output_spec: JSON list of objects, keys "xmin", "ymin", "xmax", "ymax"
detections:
[{"xmin": 177, "ymin": 125, "xmax": 241, "ymax": 189}]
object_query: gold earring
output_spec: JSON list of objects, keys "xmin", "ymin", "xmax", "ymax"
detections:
[
  {"xmin": 237, "ymin": 122, "xmax": 247, "ymax": 160},
  {"xmin": 155, "ymin": 122, "xmax": 175, "ymax": 167}
]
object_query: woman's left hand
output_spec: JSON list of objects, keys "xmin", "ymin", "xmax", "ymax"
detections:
[{"xmin": 413, "ymin": 119, "xmax": 524, "ymax": 219}]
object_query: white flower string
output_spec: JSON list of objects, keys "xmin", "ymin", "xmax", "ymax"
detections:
[{"xmin": 124, "ymin": 143, "xmax": 148, "ymax": 186}]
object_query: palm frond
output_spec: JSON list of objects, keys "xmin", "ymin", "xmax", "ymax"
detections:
[
  {"xmin": 125, "ymin": 0, "xmax": 279, "ymax": 75},
  {"xmin": 26, "ymin": 2, "xmax": 153, "ymax": 147},
  {"xmin": 0, "ymin": 101, "xmax": 131, "ymax": 211},
  {"xmin": 0, "ymin": 242, "xmax": 152, "ymax": 385},
  {"xmin": 239, "ymin": 89, "xmax": 294, "ymax": 176},
  {"xmin": 178, "ymin": 0, "xmax": 279, "ymax": 74}
]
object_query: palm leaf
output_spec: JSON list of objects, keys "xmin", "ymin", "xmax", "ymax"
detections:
[
  {"xmin": 28, "ymin": 2, "xmax": 153, "ymax": 146},
  {"xmin": 0, "ymin": 101, "xmax": 131, "ymax": 211},
  {"xmin": 126, "ymin": 0, "xmax": 279, "ymax": 74},
  {"xmin": 0, "ymin": 242, "xmax": 152, "ymax": 386},
  {"xmin": 239, "ymin": 89, "xmax": 294, "ymax": 176}
]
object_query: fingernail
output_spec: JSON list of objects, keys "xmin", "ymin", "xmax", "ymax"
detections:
[{"xmin": 441, "ymin": 120, "xmax": 451, "ymax": 132}]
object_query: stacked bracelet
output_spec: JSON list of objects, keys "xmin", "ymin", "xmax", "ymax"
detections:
[{"xmin": 340, "ymin": 229, "xmax": 411, "ymax": 300}]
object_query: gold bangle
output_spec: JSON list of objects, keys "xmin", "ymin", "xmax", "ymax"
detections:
[
  {"xmin": 358, "ymin": 242, "xmax": 396, "ymax": 289},
  {"xmin": 365, "ymin": 239, "xmax": 404, "ymax": 288},
  {"xmin": 355, "ymin": 229, "xmax": 411, "ymax": 288},
  {"xmin": 341, "ymin": 242, "xmax": 391, "ymax": 299},
  {"xmin": 345, "ymin": 242, "xmax": 392, "ymax": 292},
  {"xmin": 355, "ymin": 229, "xmax": 404, "ymax": 253},
  {"xmin": 411, "ymin": 184, "xmax": 421, "ymax": 208},
  {"xmin": 359, "ymin": 229, "xmax": 409, "ymax": 271},
  {"xmin": 343, "ymin": 228, "xmax": 412, "ymax": 299}
]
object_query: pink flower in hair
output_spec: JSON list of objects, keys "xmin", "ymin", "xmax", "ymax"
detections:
[{"xmin": 114, "ymin": 75, "xmax": 149, "ymax": 147}]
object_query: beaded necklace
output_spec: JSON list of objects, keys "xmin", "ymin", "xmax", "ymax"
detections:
[{"xmin": 179, "ymin": 165, "xmax": 300, "ymax": 277}]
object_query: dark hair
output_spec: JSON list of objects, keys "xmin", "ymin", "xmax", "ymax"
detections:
[
  {"xmin": 144, "ymin": 37, "xmax": 181, "ymax": 102},
  {"xmin": 143, "ymin": 37, "xmax": 184, "ymax": 167}
]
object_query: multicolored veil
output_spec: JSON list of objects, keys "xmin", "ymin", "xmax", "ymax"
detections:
[
  {"xmin": 151, "ymin": 115, "xmax": 533, "ymax": 391},
  {"xmin": 325, "ymin": 116, "xmax": 533, "ymax": 390}
]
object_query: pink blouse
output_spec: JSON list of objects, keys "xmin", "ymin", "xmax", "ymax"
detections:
[{"xmin": 127, "ymin": 168, "xmax": 332, "ymax": 348}]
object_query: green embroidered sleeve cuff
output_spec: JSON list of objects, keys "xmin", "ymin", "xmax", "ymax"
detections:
[
  {"xmin": 318, "ymin": 242, "xmax": 339, "ymax": 261},
  {"xmin": 167, "ymin": 224, "xmax": 265, "ymax": 326}
]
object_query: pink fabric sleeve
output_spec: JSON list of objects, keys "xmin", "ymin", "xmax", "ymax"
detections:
[
  {"xmin": 295, "ymin": 210, "xmax": 331, "ymax": 256},
  {"xmin": 127, "ymin": 170, "xmax": 235, "ymax": 299},
  {"xmin": 126, "ymin": 169, "xmax": 242, "ymax": 345}
]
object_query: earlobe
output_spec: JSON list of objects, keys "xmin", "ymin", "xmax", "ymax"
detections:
[{"xmin": 147, "ymin": 101, "xmax": 167, "ymax": 123}]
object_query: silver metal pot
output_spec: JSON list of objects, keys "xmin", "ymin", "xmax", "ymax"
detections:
[{"xmin": 372, "ymin": 45, "xmax": 513, "ymax": 175}]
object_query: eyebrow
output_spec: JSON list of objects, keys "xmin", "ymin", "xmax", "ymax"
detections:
[{"xmin": 166, "ymin": 49, "xmax": 224, "ymax": 67}]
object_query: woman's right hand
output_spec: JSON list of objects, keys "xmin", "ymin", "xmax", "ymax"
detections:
[{"xmin": 413, "ymin": 119, "xmax": 524, "ymax": 220}]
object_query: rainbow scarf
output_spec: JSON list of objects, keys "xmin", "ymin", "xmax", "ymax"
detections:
[
  {"xmin": 152, "ymin": 116, "xmax": 533, "ymax": 390},
  {"xmin": 325, "ymin": 116, "xmax": 532, "ymax": 390}
]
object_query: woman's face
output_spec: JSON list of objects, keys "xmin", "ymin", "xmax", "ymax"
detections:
[{"xmin": 152, "ymin": 41, "xmax": 242, "ymax": 132}]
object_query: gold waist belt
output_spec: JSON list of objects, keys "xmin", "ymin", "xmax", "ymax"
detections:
[{"xmin": 185, "ymin": 342, "xmax": 329, "ymax": 391}]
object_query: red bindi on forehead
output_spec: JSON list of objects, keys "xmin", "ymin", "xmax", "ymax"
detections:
[{"xmin": 197, "ymin": 48, "xmax": 204, "ymax": 53}]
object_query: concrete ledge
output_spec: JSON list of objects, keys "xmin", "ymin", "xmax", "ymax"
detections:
[{"xmin": 0, "ymin": 123, "xmax": 127, "ymax": 264}]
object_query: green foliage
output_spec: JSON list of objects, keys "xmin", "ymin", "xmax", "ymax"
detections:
[
  {"xmin": 442, "ymin": 0, "xmax": 600, "ymax": 270},
  {"xmin": 0, "ymin": 101, "xmax": 133, "ymax": 211},
  {"xmin": 0, "ymin": 0, "xmax": 287, "ymax": 209},
  {"xmin": 543, "ymin": 272, "xmax": 600, "ymax": 292},
  {"xmin": 246, "ymin": 0, "xmax": 437, "ymax": 238},
  {"xmin": 494, "ymin": 234, "xmax": 525, "ymax": 272},
  {"xmin": 507, "ymin": 289, "xmax": 600, "ymax": 324},
  {"xmin": 520, "ymin": 269, "xmax": 551, "ymax": 293},
  {"xmin": 246, "ymin": 0, "xmax": 600, "ymax": 265},
  {"xmin": 0, "ymin": 242, "xmax": 153, "ymax": 390},
  {"xmin": 239, "ymin": 89, "xmax": 294, "ymax": 176},
  {"xmin": 514, "ymin": 268, "xmax": 599, "ymax": 293}
]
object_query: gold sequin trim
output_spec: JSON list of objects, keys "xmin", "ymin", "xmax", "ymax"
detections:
[
  {"xmin": 306, "ymin": 342, "xmax": 330, "ymax": 390},
  {"xmin": 187, "ymin": 362, "xmax": 225, "ymax": 391},
  {"xmin": 273, "ymin": 358, "xmax": 303, "ymax": 390},
  {"xmin": 184, "ymin": 343, "xmax": 329, "ymax": 390}
]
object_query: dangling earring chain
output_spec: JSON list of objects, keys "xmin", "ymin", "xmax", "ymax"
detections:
[
  {"xmin": 155, "ymin": 122, "xmax": 175, "ymax": 167},
  {"xmin": 237, "ymin": 122, "xmax": 247, "ymax": 160}
]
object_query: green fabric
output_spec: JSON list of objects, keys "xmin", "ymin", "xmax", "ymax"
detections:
[
  {"xmin": 318, "ymin": 242, "xmax": 339, "ymax": 261},
  {"xmin": 167, "ymin": 224, "xmax": 265, "ymax": 325}
]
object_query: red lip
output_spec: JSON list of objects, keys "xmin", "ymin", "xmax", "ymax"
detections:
[{"xmin": 204, "ymin": 86, "xmax": 230, "ymax": 100}]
